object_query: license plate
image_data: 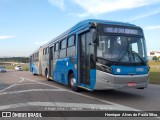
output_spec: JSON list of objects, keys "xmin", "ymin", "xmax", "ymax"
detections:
[{"xmin": 128, "ymin": 82, "xmax": 136, "ymax": 87}]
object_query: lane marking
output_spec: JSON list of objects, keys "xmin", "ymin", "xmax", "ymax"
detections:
[
  {"xmin": 22, "ymin": 77, "xmax": 139, "ymax": 111},
  {"xmin": 16, "ymin": 83, "xmax": 43, "ymax": 86},
  {"xmin": 18, "ymin": 78, "xmax": 25, "ymax": 83},
  {"xmin": 0, "ymin": 77, "xmax": 64, "ymax": 96},
  {"xmin": 0, "ymin": 84, "xmax": 17, "ymax": 93},
  {"xmin": 22, "ymin": 77, "xmax": 64, "ymax": 90},
  {"xmin": 0, "ymin": 78, "xmax": 24, "ymax": 93},
  {"xmin": 0, "ymin": 89, "xmax": 66, "ymax": 95},
  {"xmin": 0, "ymin": 102, "xmax": 137, "ymax": 111}
]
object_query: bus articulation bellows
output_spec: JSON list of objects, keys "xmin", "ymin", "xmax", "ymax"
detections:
[{"xmin": 29, "ymin": 19, "xmax": 149, "ymax": 91}]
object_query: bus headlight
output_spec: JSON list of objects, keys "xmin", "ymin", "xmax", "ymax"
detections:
[{"xmin": 96, "ymin": 62, "xmax": 113, "ymax": 74}]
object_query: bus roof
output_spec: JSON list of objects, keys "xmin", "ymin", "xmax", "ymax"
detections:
[
  {"xmin": 39, "ymin": 19, "xmax": 141, "ymax": 49},
  {"xmin": 74, "ymin": 19, "xmax": 137, "ymax": 28}
]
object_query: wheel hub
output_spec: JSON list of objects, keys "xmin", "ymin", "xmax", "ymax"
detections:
[{"xmin": 71, "ymin": 78, "xmax": 76, "ymax": 87}]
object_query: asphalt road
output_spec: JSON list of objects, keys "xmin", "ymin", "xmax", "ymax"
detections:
[{"xmin": 0, "ymin": 71, "xmax": 160, "ymax": 120}]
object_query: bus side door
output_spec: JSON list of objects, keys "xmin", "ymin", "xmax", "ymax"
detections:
[
  {"xmin": 49, "ymin": 46, "xmax": 54, "ymax": 78},
  {"xmin": 78, "ymin": 32, "xmax": 92, "ymax": 87}
]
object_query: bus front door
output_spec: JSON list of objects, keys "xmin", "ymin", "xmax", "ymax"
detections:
[{"xmin": 79, "ymin": 32, "xmax": 92, "ymax": 87}]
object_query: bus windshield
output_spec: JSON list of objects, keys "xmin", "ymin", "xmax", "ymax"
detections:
[{"xmin": 97, "ymin": 36, "xmax": 147, "ymax": 64}]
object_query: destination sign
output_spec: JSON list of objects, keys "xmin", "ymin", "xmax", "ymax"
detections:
[{"xmin": 104, "ymin": 27, "xmax": 142, "ymax": 35}]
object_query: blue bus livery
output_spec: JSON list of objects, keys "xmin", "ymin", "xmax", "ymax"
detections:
[{"xmin": 29, "ymin": 19, "xmax": 149, "ymax": 91}]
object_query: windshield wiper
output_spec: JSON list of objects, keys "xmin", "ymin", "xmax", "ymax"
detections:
[{"xmin": 132, "ymin": 51, "xmax": 146, "ymax": 65}]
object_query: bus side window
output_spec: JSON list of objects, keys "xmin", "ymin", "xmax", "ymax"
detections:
[
  {"xmin": 43, "ymin": 49, "xmax": 45, "ymax": 55},
  {"xmin": 51, "ymin": 46, "xmax": 54, "ymax": 60},
  {"xmin": 67, "ymin": 35, "xmax": 76, "ymax": 57},
  {"xmin": 46, "ymin": 47, "xmax": 49, "ymax": 54},
  {"xmin": 37, "ymin": 52, "xmax": 39, "ymax": 58},
  {"xmin": 60, "ymin": 39, "xmax": 67, "ymax": 58},
  {"xmin": 54, "ymin": 42, "xmax": 59, "ymax": 59},
  {"xmin": 43, "ymin": 48, "xmax": 46, "ymax": 61}
]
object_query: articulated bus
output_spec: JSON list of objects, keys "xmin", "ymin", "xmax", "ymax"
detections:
[{"xmin": 29, "ymin": 19, "xmax": 149, "ymax": 91}]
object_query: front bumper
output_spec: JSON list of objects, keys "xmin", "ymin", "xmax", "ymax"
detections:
[{"xmin": 94, "ymin": 70, "xmax": 149, "ymax": 90}]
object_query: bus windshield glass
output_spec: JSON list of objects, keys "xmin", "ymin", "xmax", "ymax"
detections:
[{"xmin": 97, "ymin": 36, "xmax": 147, "ymax": 64}]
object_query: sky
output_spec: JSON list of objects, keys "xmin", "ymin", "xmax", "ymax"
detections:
[{"xmin": 0, "ymin": 0, "xmax": 160, "ymax": 57}]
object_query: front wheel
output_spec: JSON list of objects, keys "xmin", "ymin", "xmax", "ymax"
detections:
[{"xmin": 69, "ymin": 73, "xmax": 79, "ymax": 92}]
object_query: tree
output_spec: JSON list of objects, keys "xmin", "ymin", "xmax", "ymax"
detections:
[{"xmin": 0, "ymin": 57, "xmax": 29, "ymax": 63}]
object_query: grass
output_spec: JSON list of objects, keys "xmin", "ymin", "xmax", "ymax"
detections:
[
  {"xmin": 149, "ymin": 66, "xmax": 160, "ymax": 85},
  {"xmin": 0, "ymin": 62, "xmax": 29, "ymax": 71},
  {"xmin": 148, "ymin": 61, "xmax": 160, "ymax": 66}
]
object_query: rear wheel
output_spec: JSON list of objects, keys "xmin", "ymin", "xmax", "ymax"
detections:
[{"xmin": 69, "ymin": 73, "xmax": 79, "ymax": 92}]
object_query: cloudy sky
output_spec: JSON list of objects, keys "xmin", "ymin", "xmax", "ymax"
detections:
[{"xmin": 0, "ymin": 0, "xmax": 160, "ymax": 57}]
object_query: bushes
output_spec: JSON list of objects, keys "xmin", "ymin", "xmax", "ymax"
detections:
[
  {"xmin": 152, "ymin": 56, "xmax": 160, "ymax": 61},
  {"xmin": 23, "ymin": 66, "xmax": 29, "ymax": 71}
]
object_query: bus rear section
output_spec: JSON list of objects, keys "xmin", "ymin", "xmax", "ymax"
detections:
[{"xmin": 29, "ymin": 47, "xmax": 43, "ymax": 75}]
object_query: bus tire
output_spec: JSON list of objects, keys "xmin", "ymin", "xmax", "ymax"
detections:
[{"xmin": 69, "ymin": 73, "xmax": 79, "ymax": 92}]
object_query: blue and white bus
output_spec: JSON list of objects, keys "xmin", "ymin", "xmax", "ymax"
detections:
[{"xmin": 29, "ymin": 19, "xmax": 149, "ymax": 91}]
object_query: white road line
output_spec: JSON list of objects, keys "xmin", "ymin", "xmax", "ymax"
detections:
[
  {"xmin": 0, "ymin": 102, "xmax": 136, "ymax": 111},
  {"xmin": 0, "ymin": 77, "xmax": 59, "ymax": 93},
  {"xmin": 0, "ymin": 84, "xmax": 17, "ymax": 93},
  {"xmin": 0, "ymin": 89, "xmax": 66, "ymax": 95},
  {"xmin": 18, "ymin": 77, "xmax": 24, "ymax": 83},
  {"xmin": 23, "ymin": 77, "xmax": 64, "ymax": 89},
  {"xmin": 0, "ymin": 78, "xmax": 24, "ymax": 93},
  {"xmin": 22, "ymin": 77, "xmax": 139, "ymax": 111},
  {"xmin": 16, "ymin": 83, "xmax": 42, "ymax": 86}
]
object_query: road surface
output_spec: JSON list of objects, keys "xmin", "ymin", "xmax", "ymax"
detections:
[{"xmin": 0, "ymin": 71, "xmax": 159, "ymax": 120}]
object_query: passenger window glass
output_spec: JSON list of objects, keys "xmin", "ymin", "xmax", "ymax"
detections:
[
  {"xmin": 60, "ymin": 39, "xmax": 66, "ymax": 49},
  {"xmin": 43, "ymin": 49, "xmax": 45, "ymax": 55},
  {"xmin": 37, "ymin": 52, "xmax": 39, "ymax": 57},
  {"xmin": 46, "ymin": 47, "xmax": 49, "ymax": 54},
  {"xmin": 68, "ymin": 36, "xmax": 75, "ymax": 47},
  {"xmin": 55, "ymin": 43, "xmax": 59, "ymax": 51}
]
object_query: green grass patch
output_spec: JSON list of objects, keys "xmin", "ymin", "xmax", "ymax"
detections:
[
  {"xmin": 5, "ymin": 65, "xmax": 15, "ymax": 70},
  {"xmin": 148, "ymin": 61, "xmax": 160, "ymax": 66},
  {"xmin": 149, "ymin": 61, "xmax": 160, "ymax": 85},
  {"xmin": 0, "ymin": 62, "xmax": 29, "ymax": 71}
]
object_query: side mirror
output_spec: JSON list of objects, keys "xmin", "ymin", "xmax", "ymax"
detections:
[{"xmin": 90, "ymin": 29, "xmax": 97, "ymax": 43}]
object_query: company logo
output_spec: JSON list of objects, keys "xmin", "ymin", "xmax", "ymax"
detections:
[
  {"xmin": 116, "ymin": 68, "xmax": 121, "ymax": 73},
  {"xmin": 2, "ymin": 112, "xmax": 11, "ymax": 117}
]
